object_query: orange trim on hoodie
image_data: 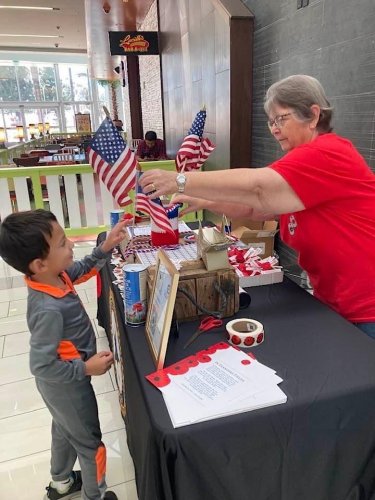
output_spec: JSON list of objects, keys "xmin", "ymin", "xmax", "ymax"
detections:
[
  {"xmin": 95, "ymin": 444, "xmax": 107, "ymax": 484},
  {"xmin": 57, "ymin": 340, "xmax": 81, "ymax": 361},
  {"xmin": 74, "ymin": 268, "xmax": 98, "ymax": 286},
  {"xmin": 24, "ymin": 271, "xmax": 75, "ymax": 298}
]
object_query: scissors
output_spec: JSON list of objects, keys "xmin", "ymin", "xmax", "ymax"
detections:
[{"xmin": 183, "ymin": 316, "xmax": 223, "ymax": 349}]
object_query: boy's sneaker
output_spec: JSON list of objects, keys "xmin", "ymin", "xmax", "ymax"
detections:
[
  {"xmin": 104, "ymin": 492, "xmax": 118, "ymax": 500},
  {"xmin": 44, "ymin": 471, "xmax": 82, "ymax": 499}
]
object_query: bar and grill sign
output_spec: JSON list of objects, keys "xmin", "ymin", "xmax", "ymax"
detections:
[{"xmin": 109, "ymin": 31, "xmax": 159, "ymax": 56}]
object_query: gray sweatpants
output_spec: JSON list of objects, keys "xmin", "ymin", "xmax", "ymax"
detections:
[{"xmin": 36, "ymin": 377, "xmax": 107, "ymax": 500}]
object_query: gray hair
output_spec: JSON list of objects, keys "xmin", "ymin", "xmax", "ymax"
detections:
[{"xmin": 264, "ymin": 75, "xmax": 333, "ymax": 132}]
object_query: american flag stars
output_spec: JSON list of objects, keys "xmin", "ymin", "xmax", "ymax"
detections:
[{"xmin": 189, "ymin": 109, "xmax": 207, "ymax": 138}]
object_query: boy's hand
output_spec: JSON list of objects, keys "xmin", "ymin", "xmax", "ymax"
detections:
[
  {"xmin": 85, "ymin": 351, "xmax": 114, "ymax": 376},
  {"xmin": 101, "ymin": 220, "xmax": 129, "ymax": 253}
]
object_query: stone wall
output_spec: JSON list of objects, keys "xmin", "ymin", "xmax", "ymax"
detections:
[{"xmin": 138, "ymin": 1, "xmax": 164, "ymax": 141}]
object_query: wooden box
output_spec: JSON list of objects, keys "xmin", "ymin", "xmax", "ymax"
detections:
[{"xmin": 147, "ymin": 260, "xmax": 239, "ymax": 322}]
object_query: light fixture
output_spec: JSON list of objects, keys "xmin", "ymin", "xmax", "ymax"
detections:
[
  {"xmin": 38, "ymin": 122, "xmax": 44, "ymax": 137},
  {"xmin": 44, "ymin": 122, "xmax": 50, "ymax": 135},
  {"xmin": 0, "ymin": 127, "xmax": 6, "ymax": 148},
  {"xmin": 28, "ymin": 123, "xmax": 36, "ymax": 140},
  {"xmin": 0, "ymin": 6, "xmax": 60, "ymax": 10},
  {"xmin": 103, "ymin": 1, "xmax": 111, "ymax": 14},
  {"xmin": 16, "ymin": 125, "xmax": 24, "ymax": 142},
  {"xmin": 0, "ymin": 34, "xmax": 62, "ymax": 38}
]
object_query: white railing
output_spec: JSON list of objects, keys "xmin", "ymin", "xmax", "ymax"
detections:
[
  {"xmin": 0, "ymin": 160, "xmax": 179, "ymax": 236},
  {"xmin": 0, "ymin": 164, "xmax": 118, "ymax": 237}
]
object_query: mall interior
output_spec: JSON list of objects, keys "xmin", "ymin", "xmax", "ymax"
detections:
[{"xmin": 0, "ymin": 1, "xmax": 375, "ymax": 500}]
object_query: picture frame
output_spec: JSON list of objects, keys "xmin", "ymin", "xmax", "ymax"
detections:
[
  {"xmin": 108, "ymin": 289, "xmax": 126, "ymax": 418},
  {"xmin": 146, "ymin": 249, "xmax": 180, "ymax": 369},
  {"xmin": 75, "ymin": 113, "xmax": 92, "ymax": 134}
]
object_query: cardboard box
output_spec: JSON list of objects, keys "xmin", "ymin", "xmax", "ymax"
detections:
[
  {"xmin": 231, "ymin": 220, "xmax": 278, "ymax": 258},
  {"xmin": 236, "ymin": 268, "xmax": 284, "ymax": 288},
  {"xmin": 197, "ymin": 226, "xmax": 231, "ymax": 271}
]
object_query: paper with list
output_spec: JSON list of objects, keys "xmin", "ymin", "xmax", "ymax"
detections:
[{"xmin": 146, "ymin": 342, "xmax": 287, "ymax": 427}]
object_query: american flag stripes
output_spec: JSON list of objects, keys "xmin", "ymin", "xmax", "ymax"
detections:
[
  {"xmin": 87, "ymin": 117, "xmax": 137, "ymax": 206},
  {"xmin": 175, "ymin": 108, "xmax": 215, "ymax": 172},
  {"xmin": 135, "ymin": 172, "xmax": 174, "ymax": 234}
]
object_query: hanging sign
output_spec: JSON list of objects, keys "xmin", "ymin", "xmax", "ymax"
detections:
[{"xmin": 109, "ymin": 31, "xmax": 159, "ymax": 56}]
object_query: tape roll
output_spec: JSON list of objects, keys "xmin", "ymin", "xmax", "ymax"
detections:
[{"xmin": 226, "ymin": 318, "xmax": 264, "ymax": 348}]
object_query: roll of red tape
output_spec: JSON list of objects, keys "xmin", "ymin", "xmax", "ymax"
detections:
[{"xmin": 225, "ymin": 318, "xmax": 264, "ymax": 348}]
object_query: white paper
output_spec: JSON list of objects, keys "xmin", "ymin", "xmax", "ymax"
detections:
[{"xmin": 147, "ymin": 343, "xmax": 287, "ymax": 428}]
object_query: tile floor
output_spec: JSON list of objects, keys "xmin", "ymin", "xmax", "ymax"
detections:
[{"xmin": 0, "ymin": 241, "xmax": 138, "ymax": 500}]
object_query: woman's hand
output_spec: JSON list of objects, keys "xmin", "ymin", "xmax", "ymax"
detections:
[
  {"xmin": 172, "ymin": 194, "xmax": 207, "ymax": 216},
  {"xmin": 139, "ymin": 169, "xmax": 178, "ymax": 198}
]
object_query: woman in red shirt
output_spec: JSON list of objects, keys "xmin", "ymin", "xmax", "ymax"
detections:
[{"xmin": 139, "ymin": 75, "xmax": 375, "ymax": 337}]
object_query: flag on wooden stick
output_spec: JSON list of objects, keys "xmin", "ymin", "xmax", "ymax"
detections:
[
  {"xmin": 175, "ymin": 108, "xmax": 215, "ymax": 173},
  {"xmin": 87, "ymin": 117, "xmax": 136, "ymax": 206},
  {"xmin": 135, "ymin": 172, "xmax": 174, "ymax": 235}
]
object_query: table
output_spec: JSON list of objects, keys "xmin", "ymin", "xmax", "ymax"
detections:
[{"xmin": 97, "ymin": 235, "xmax": 375, "ymax": 500}]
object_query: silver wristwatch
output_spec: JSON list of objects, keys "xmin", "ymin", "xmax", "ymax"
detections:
[{"xmin": 176, "ymin": 173, "xmax": 187, "ymax": 193}]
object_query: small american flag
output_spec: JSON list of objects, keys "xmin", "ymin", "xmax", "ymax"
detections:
[
  {"xmin": 87, "ymin": 117, "xmax": 136, "ymax": 206},
  {"xmin": 135, "ymin": 172, "xmax": 174, "ymax": 234},
  {"xmin": 175, "ymin": 108, "xmax": 215, "ymax": 172}
]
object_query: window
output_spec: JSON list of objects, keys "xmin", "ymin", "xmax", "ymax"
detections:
[
  {"xmin": 71, "ymin": 66, "xmax": 90, "ymax": 101},
  {"xmin": 59, "ymin": 64, "xmax": 73, "ymax": 101},
  {"xmin": 38, "ymin": 66, "xmax": 57, "ymax": 101},
  {"xmin": 59, "ymin": 64, "xmax": 90, "ymax": 102},
  {"xmin": 0, "ymin": 60, "xmax": 120, "ymax": 140},
  {"xmin": 2, "ymin": 109, "xmax": 23, "ymax": 142},
  {"xmin": 0, "ymin": 65, "xmax": 18, "ymax": 101},
  {"xmin": 17, "ymin": 65, "xmax": 35, "ymax": 101},
  {"xmin": 63, "ymin": 104, "xmax": 76, "ymax": 132}
]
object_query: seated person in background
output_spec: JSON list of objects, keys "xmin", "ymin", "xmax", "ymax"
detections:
[{"xmin": 136, "ymin": 130, "xmax": 168, "ymax": 161}]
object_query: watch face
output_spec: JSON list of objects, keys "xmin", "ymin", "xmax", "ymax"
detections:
[
  {"xmin": 177, "ymin": 174, "xmax": 186, "ymax": 185},
  {"xmin": 176, "ymin": 174, "xmax": 186, "ymax": 192}
]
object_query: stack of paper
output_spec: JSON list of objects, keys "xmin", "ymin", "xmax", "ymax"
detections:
[{"xmin": 146, "ymin": 342, "xmax": 287, "ymax": 428}]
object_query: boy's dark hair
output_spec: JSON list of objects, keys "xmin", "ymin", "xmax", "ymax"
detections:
[
  {"xmin": 145, "ymin": 130, "xmax": 157, "ymax": 141},
  {"xmin": 0, "ymin": 209, "xmax": 57, "ymax": 276}
]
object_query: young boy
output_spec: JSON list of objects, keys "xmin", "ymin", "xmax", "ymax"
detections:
[{"xmin": 0, "ymin": 209, "xmax": 126, "ymax": 500}]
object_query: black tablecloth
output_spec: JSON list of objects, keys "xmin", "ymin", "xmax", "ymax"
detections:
[{"xmin": 97, "ymin": 234, "xmax": 375, "ymax": 500}]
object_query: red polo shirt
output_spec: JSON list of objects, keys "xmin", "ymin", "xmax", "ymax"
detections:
[{"xmin": 270, "ymin": 133, "xmax": 375, "ymax": 323}]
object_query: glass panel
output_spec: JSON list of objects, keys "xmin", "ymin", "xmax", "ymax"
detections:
[
  {"xmin": 43, "ymin": 108, "xmax": 60, "ymax": 133},
  {"xmin": 77, "ymin": 104, "xmax": 91, "ymax": 114},
  {"xmin": 71, "ymin": 66, "xmax": 90, "ymax": 101},
  {"xmin": 59, "ymin": 65, "xmax": 73, "ymax": 101},
  {"xmin": 17, "ymin": 66, "xmax": 36, "ymax": 101},
  {"xmin": 38, "ymin": 66, "xmax": 57, "ymax": 101},
  {"xmin": 64, "ymin": 104, "xmax": 76, "ymax": 132},
  {"xmin": 97, "ymin": 103, "xmax": 110, "ymax": 122},
  {"xmin": 24, "ymin": 109, "xmax": 41, "ymax": 139},
  {"xmin": 96, "ymin": 81, "xmax": 110, "ymax": 102},
  {"xmin": 3, "ymin": 109, "xmax": 23, "ymax": 142},
  {"xmin": 0, "ymin": 65, "xmax": 19, "ymax": 101}
]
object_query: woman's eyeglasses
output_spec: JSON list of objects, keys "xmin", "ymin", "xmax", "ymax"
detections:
[{"xmin": 267, "ymin": 112, "xmax": 293, "ymax": 129}]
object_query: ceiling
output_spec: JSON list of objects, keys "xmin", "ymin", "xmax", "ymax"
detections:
[
  {"xmin": 0, "ymin": 0, "xmax": 87, "ymax": 53},
  {"xmin": 0, "ymin": 0, "xmax": 155, "ymax": 79}
]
